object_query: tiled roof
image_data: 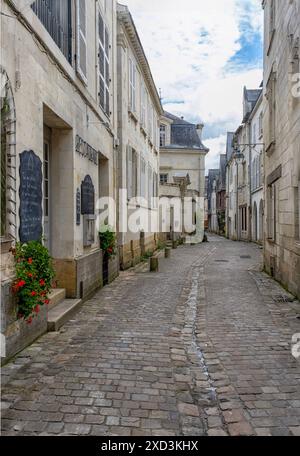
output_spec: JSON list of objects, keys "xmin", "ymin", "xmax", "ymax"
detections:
[{"xmin": 163, "ymin": 111, "xmax": 209, "ymax": 151}]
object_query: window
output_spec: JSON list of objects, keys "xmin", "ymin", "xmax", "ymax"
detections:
[
  {"xmin": 267, "ymin": 183, "xmax": 276, "ymax": 240},
  {"xmin": 259, "ymin": 112, "xmax": 263, "ymax": 138},
  {"xmin": 140, "ymin": 157, "xmax": 146, "ymax": 198},
  {"xmin": 291, "ymin": 38, "xmax": 300, "ymax": 76},
  {"xmin": 266, "ymin": 71, "xmax": 276, "ymax": 148},
  {"xmin": 148, "ymin": 101, "xmax": 153, "ymax": 140},
  {"xmin": 129, "ymin": 58, "xmax": 136, "ymax": 112},
  {"xmin": 1, "ymin": 69, "xmax": 17, "ymax": 241},
  {"xmin": 31, "ymin": 0, "xmax": 72, "ymax": 63},
  {"xmin": 148, "ymin": 167, "xmax": 153, "ymax": 208},
  {"xmin": 153, "ymin": 172, "xmax": 158, "ymax": 207},
  {"xmin": 127, "ymin": 147, "xmax": 138, "ymax": 199},
  {"xmin": 160, "ymin": 125, "xmax": 166, "ymax": 147},
  {"xmin": 141, "ymin": 85, "xmax": 147, "ymax": 127},
  {"xmin": 241, "ymin": 206, "xmax": 247, "ymax": 232},
  {"xmin": 75, "ymin": 0, "xmax": 87, "ymax": 83},
  {"xmin": 269, "ymin": 0, "xmax": 276, "ymax": 40},
  {"xmin": 98, "ymin": 11, "xmax": 110, "ymax": 116},
  {"xmin": 253, "ymin": 124, "xmax": 257, "ymax": 144},
  {"xmin": 160, "ymin": 174, "xmax": 168, "ymax": 185}
]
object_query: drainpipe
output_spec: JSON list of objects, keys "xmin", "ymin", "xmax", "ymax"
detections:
[{"xmin": 248, "ymin": 121, "xmax": 252, "ymax": 242}]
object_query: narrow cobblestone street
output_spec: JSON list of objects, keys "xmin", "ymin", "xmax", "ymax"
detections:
[{"xmin": 1, "ymin": 236, "xmax": 300, "ymax": 436}]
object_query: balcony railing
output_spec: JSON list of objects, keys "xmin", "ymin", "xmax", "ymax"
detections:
[{"xmin": 31, "ymin": 0, "xmax": 72, "ymax": 63}]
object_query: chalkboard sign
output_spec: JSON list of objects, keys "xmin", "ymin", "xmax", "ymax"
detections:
[
  {"xmin": 19, "ymin": 150, "xmax": 43, "ymax": 243},
  {"xmin": 76, "ymin": 188, "xmax": 81, "ymax": 225},
  {"xmin": 81, "ymin": 175, "xmax": 95, "ymax": 215}
]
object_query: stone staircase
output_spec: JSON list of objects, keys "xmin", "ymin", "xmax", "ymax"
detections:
[{"xmin": 47, "ymin": 289, "xmax": 82, "ymax": 332}]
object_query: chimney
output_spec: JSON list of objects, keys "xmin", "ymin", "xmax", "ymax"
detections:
[{"xmin": 196, "ymin": 123, "xmax": 204, "ymax": 141}]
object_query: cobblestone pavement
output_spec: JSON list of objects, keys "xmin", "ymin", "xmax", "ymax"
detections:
[{"xmin": 1, "ymin": 236, "xmax": 300, "ymax": 436}]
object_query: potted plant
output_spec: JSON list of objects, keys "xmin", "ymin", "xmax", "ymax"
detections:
[
  {"xmin": 99, "ymin": 227, "xmax": 117, "ymax": 285},
  {"xmin": 11, "ymin": 241, "xmax": 55, "ymax": 324}
]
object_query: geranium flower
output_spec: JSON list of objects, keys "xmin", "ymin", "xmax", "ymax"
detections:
[
  {"xmin": 39, "ymin": 279, "xmax": 46, "ymax": 286},
  {"xmin": 30, "ymin": 291, "xmax": 37, "ymax": 297},
  {"xmin": 27, "ymin": 273, "xmax": 33, "ymax": 278},
  {"xmin": 34, "ymin": 305, "xmax": 40, "ymax": 314},
  {"xmin": 26, "ymin": 317, "xmax": 33, "ymax": 325},
  {"xmin": 18, "ymin": 280, "xmax": 26, "ymax": 288},
  {"xmin": 44, "ymin": 299, "xmax": 50, "ymax": 305},
  {"xmin": 28, "ymin": 258, "xmax": 33, "ymax": 264}
]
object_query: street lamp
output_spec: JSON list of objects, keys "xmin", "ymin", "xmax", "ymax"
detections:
[{"xmin": 233, "ymin": 147, "xmax": 245, "ymax": 241}]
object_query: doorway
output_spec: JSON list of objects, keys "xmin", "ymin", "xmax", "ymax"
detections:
[{"xmin": 43, "ymin": 126, "xmax": 51, "ymax": 252}]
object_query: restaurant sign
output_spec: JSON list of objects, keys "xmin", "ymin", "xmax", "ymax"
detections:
[{"xmin": 75, "ymin": 135, "xmax": 99, "ymax": 165}]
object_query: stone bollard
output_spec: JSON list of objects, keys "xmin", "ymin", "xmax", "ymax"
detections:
[
  {"xmin": 165, "ymin": 247, "xmax": 171, "ymax": 259},
  {"xmin": 172, "ymin": 240, "xmax": 178, "ymax": 249},
  {"xmin": 150, "ymin": 256, "xmax": 159, "ymax": 272}
]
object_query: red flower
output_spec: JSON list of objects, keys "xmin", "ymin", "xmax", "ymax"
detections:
[
  {"xmin": 44, "ymin": 299, "xmax": 50, "ymax": 305},
  {"xmin": 34, "ymin": 305, "xmax": 40, "ymax": 314},
  {"xmin": 107, "ymin": 247, "xmax": 113, "ymax": 253},
  {"xmin": 40, "ymin": 291, "xmax": 46, "ymax": 297},
  {"xmin": 28, "ymin": 258, "xmax": 33, "ymax": 264},
  {"xmin": 18, "ymin": 280, "xmax": 26, "ymax": 288},
  {"xmin": 26, "ymin": 316, "xmax": 33, "ymax": 325},
  {"xmin": 30, "ymin": 291, "xmax": 37, "ymax": 297},
  {"xmin": 27, "ymin": 273, "xmax": 33, "ymax": 278},
  {"xmin": 39, "ymin": 279, "xmax": 46, "ymax": 286}
]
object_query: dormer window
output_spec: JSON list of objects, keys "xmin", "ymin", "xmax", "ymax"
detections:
[{"xmin": 160, "ymin": 125, "xmax": 166, "ymax": 147}]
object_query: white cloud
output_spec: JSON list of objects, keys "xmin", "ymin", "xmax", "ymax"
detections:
[{"xmin": 121, "ymin": 0, "xmax": 263, "ymax": 170}]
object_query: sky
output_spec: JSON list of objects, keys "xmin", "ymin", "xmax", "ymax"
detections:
[{"xmin": 121, "ymin": 0, "xmax": 263, "ymax": 173}]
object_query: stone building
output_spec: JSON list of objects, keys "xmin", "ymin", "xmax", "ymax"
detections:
[
  {"xmin": 262, "ymin": 0, "xmax": 300, "ymax": 298},
  {"xmin": 116, "ymin": 4, "xmax": 163, "ymax": 269},
  {"xmin": 226, "ymin": 87, "xmax": 262, "ymax": 242},
  {"xmin": 216, "ymin": 154, "xmax": 227, "ymax": 235},
  {"xmin": 207, "ymin": 169, "xmax": 219, "ymax": 233},
  {"xmin": 1, "ymin": 0, "xmax": 119, "ymax": 360},
  {"xmin": 249, "ymin": 91, "xmax": 264, "ymax": 244},
  {"xmin": 225, "ymin": 132, "xmax": 237, "ymax": 239},
  {"xmin": 159, "ymin": 112, "xmax": 208, "ymax": 243}
]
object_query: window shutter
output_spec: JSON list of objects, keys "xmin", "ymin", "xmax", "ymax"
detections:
[
  {"xmin": 76, "ymin": 0, "xmax": 87, "ymax": 84},
  {"xmin": 127, "ymin": 146, "xmax": 133, "ymax": 199}
]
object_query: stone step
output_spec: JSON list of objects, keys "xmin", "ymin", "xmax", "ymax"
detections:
[
  {"xmin": 48, "ymin": 288, "xmax": 66, "ymax": 311},
  {"xmin": 47, "ymin": 299, "xmax": 82, "ymax": 332}
]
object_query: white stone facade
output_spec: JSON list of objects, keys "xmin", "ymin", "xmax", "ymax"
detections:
[
  {"xmin": 262, "ymin": 0, "xmax": 300, "ymax": 298},
  {"xmin": 116, "ymin": 4, "xmax": 163, "ymax": 269},
  {"xmin": 1, "ymin": 0, "xmax": 119, "ymax": 358}
]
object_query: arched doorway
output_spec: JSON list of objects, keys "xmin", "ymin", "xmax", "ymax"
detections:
[
  {"xmin": 0, "ymin": 66, "xmax": 17, "ymax": 241},
  {"xmin": 259, "ymin": 199, "xmax": 264, "ymax": 244},
  {"xmin": 253, "ymin": 202, "xmax": 258, "ymax": 242}
]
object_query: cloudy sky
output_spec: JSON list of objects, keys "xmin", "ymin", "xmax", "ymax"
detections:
[{"xmin": 121, "ymin": 0, "xmax": 263, "ymax": 173}]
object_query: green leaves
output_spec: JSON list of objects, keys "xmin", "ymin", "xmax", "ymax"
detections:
[{"xmin": 12, "ymin": 241, "xmax": 55, "ymax": 323}]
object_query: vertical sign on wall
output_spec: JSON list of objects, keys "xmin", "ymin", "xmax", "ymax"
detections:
[{"xmin": 19, "ymin": 150, "xmax": 43, "ymax": 243}]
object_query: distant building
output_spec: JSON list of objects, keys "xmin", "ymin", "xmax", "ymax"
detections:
[
  {"xmin": 207, "ymin": 169, "xmax": 219, "ymax": 233},
  {"xmin": 249, "ymin": 91, "xmax": 264, "ymax": 244},
  {"xmin": 159, "ymin": 112, "xmax": 209, "ymax": 242},
  {"xmin": 216, "ymin": 155, "xmax": 227, "ymax": 235},
  {"xmin": 225, "ymin": 87, "xmax": 262, "ymax": 242}
]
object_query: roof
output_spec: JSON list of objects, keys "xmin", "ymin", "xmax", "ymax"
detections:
[
  {"xmin": 226, "ymin": 132, "xmax": 235, "ymax": 162},
  {"xmin": 245, "ymin": 89, "xmax": 262, "ymax": 103},
  {"xmin": 243, "ymin": 87, "xmax": 263, "ymax": 123},
  {"xmin": 162, "ymin": 111, "xmax": 209, "ymax": 151},
  {"xmin": 218, "ymin": 154, "xmax": 227, "ymax": 191}
]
